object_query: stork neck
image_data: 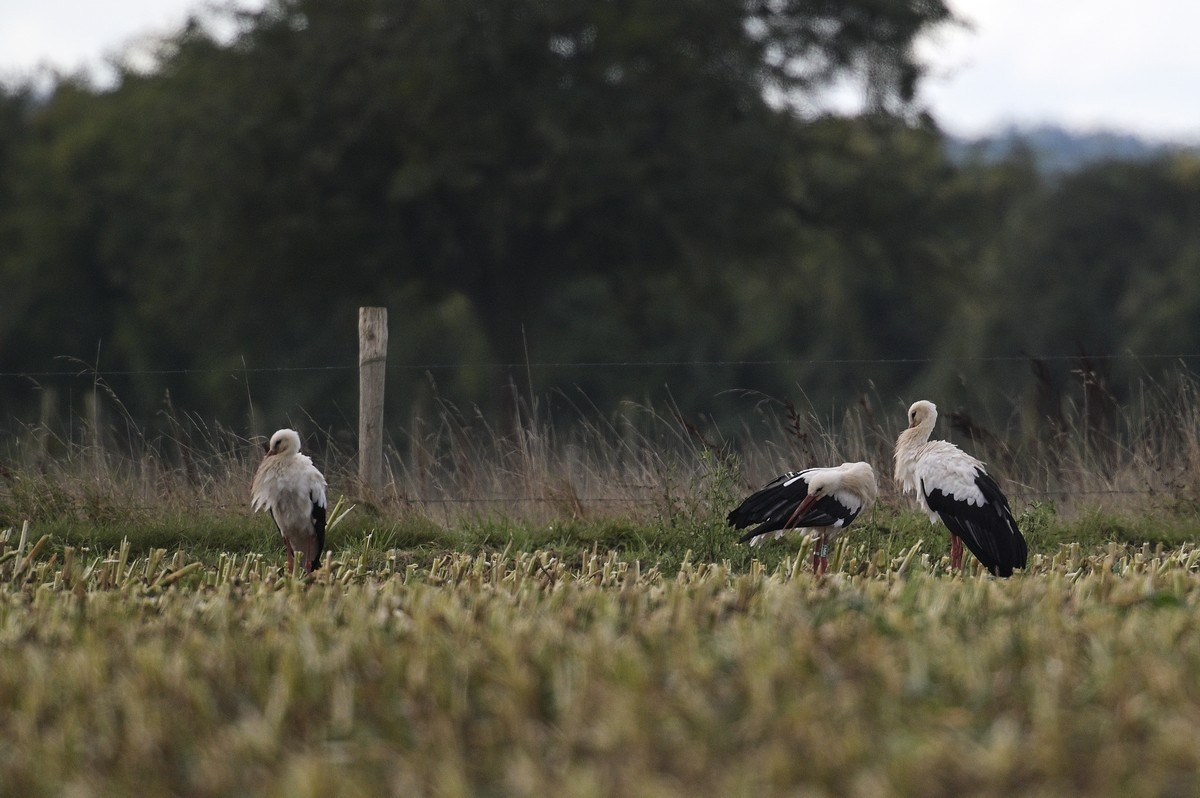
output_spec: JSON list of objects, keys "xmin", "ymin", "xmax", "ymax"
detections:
[
  {"xmin": 896, "ymin": 426, "xmax": 929, "ymax": 459},
  {"xmin": 893, "ymin": 420, "xmax": 934, "ymax": 486}
]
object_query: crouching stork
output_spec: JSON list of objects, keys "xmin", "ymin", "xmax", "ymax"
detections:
[
  {"xmin": 727, "ymin": 462, "xmax": 878, "ymax": 574},
  {"xmin": 252, "ymin": 428, "xmax": 328, "ymax": 574},
  {"xmin": 894, "ymin": 400, "xmax": 1027, "ymax": 577}
]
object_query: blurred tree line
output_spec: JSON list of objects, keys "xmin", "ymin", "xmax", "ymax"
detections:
[{"xmin": 1, "ymin": 0, "xmax": 1199, "ymax": 442}]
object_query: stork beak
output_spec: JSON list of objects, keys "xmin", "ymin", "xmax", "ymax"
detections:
[{"xmin": 784, "ymin": 493, "xmax": 819, "ymax": 529}]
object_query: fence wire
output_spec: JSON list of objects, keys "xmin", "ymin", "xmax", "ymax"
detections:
[{"xmin": 3, "ymin": 351, "xmax": 1200, "ymax": 379}]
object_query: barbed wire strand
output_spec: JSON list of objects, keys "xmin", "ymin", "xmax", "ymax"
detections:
[{"xmin": 3, "ymin": 352, "xmax": 1200, "ymax": 379}]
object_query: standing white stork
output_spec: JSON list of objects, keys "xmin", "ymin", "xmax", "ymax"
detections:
[
  {"xmin": 251, "ymin": 428, "xmax": 328, "ymax": 575},
  {"xmin": 727, "ymin": 462, "xmax": 878, "ymax": 574},
  {"xmin": 894, "ymin": 400, "xmax": 1027, "ymax": 577}
]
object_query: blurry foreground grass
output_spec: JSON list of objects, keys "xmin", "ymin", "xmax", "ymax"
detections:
[{"xmin": 4, "ymin": 523, "xmax": 1200, "ymax": 797}]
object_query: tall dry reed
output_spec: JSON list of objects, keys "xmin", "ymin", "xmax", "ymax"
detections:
[{"xmin": 5, "ymin": 373, "xmax": 1200, "ymax": 526}]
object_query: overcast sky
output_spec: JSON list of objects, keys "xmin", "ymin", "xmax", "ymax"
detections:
[{"xmin": 1, "ymin": 0, "xmax": 1197, "ymax": 143}]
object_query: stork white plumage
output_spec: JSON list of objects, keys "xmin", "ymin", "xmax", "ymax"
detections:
[
  {"xmin": 727, "ymin": 462, "xmax": 878, "ymax": 574},
  {"xmin": 251, "ymin": 429, "xmax": 328, "ymax": 575},
  {"xmin": 894, "ymin": 400, "xmax": 1027, "ymax": 577}
]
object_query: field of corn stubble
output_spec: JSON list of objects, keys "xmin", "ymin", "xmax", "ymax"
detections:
[
  {"xmin": 7, "ymin": 384, "xmax": 1200, "ymax": 796},
  {"xmin": 4, "ymin": 524, "xmax": 1200, "ymax": 797}
]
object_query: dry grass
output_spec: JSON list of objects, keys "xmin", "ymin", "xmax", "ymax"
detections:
[
  {"xmin": 3, "ymin": 525, "xmax": 1200, "ymax": 796},
  {"xmin": 3, "ymin": 378, "xmax": 1200, "ymax": 580},
  {"xmin": 9, "ymin": 374, "xmax": 1200, "ymax": 527}
]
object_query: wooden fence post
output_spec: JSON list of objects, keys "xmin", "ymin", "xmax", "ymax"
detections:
[
  {"xmin": 358, "ymin": 307, "xmax": 388, "ymax": 496},
  {"xmin": 35, "ymin": 386, "xmax": 57, "ymax": 466}
]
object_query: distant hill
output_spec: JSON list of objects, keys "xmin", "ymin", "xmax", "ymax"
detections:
[{"xmin": 945, "ymin": 124, "xmax": 1197, "ymax": 172}]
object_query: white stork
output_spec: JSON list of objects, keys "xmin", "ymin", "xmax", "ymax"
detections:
[
  {"xmin": 251, "ymin": 428, "xmax": 328, "ymax": 575},
  {"xmin": 727, "ymin": 462, "xmax": 878, "ymax": 574},
  {"xmin": 894, "ymin": 400, "xmax": 1027, "ymax": 577}
]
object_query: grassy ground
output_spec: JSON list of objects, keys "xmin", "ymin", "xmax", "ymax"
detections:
[
  {"xmin": 5, "ymin": 388, "xmax": 1200, "ymax": 795},
  {"xmin": 3, "ymin": 487, "xmax": 1198, "ymax": 578},
  {"xmin": 7, "ymin": 378, "xmax": 1200, "ymax": 571}
]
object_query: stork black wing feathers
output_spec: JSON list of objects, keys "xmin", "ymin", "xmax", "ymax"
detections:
[
  {"xmin": 266, "ymin": 507, "xmax": 282, "ymax": 539},
  {"xmin": 728, "ymin": 472, "xmax": 859, "ymax": 544},
  {"xmin": 310, "ymin": 494, "xmax": 327, "ymax": 571},
  {"xmin": 923, "ymin": 470, "xmax": 1028, "ymax": 577},
  {"xmin": 727, "ymin": 472, "xmax": 807, "ymax": 528}
]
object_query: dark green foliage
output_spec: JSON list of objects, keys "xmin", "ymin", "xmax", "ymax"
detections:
[
  {"xmin": 0, "ymin": 0, "xmax": 960, "ymax": 430},
  {"xmin": 3, "ymin": 0, "xmax": 1200, "ymax": 441}
]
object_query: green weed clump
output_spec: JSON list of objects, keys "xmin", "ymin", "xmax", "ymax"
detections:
[{"xmin": 4, "ymin": 526, "xmax": 1200, "ymax": 796}]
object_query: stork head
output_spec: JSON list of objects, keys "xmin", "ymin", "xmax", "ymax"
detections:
[
  {"xmin": 791, "ymin": 471, "xmax": 839, "ymax": 520},
  {"xmin": 791, "ymin": 466, "xmax": 860, "ymax": 521},
  {"xmin": 906, "ymin": 400, "xmax": 937, "ymax": 429},
  {"xmin": 266, "ymin": 428, "xmax": 302, "ymax": 457},
  {"xmin": 805, "ymin": 471, "xmax": 834, "ymax": 498}
]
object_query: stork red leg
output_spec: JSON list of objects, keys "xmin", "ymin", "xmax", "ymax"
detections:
[
  {"xmin": 811, "ymin": 532, "xmax": 829, "ymax": 575},
  {"xmin": 950, "ymin": 535, "xmax": 963, "ymax": 571}
]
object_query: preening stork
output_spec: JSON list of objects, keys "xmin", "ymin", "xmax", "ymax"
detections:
[
  {"xmin": 727, "ymin": 462, "xmax": 878, "ymax": 574},
  {"xmin": 894, "ymin": 400, "xmax": 1027, "ymax": 577},
  {"xmin": 251, "ymin": 428, "xmax": 328, "ymax": 575}
]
